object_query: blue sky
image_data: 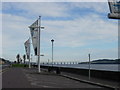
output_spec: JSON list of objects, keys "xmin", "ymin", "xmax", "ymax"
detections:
[{"xmin": 1, "ymin": 1, "xmax": 118, "ymax": 63}]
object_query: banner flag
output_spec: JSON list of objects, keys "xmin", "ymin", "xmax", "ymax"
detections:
[
  {"xmin": 108, "ymin": 0, "xmax": 120, "ymax": 19},
  {"xmin": 24, "ymin": 38, "xmax": 30, "ymax": 59},
  {"xmin": 29, "ymin": 20, "xmax": 39, "ymax": 55},
  {"xmin": 108, "ymin": 0, "xmax": 120, "ymax": 13}
]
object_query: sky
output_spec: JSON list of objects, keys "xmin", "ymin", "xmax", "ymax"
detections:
[{"xmin": 0, "ymin": 0, "xmax": 118, "ymax": 63}]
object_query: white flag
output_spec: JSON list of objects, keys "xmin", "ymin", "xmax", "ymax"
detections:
[
  {"xmin": 29, "ymin": 20, "xmax": 39, "ymax": 55},
  {"xmin": 108, "ymin": 0, "xmax": 120, "ymax": 18},
  {"xmin": 108, "ymin": 0, "xmax": 120, "ymax": 13},
  {"xmin": 24, "ymin": 39, "xmax": 30, "ymax": 59}
]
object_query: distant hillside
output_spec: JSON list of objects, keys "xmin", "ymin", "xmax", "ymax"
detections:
[{"xmin": 79, "ymin": 59, "xmax": 120, "ymax": 64}]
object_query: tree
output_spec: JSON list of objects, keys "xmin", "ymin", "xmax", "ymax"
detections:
[
  {"xmin": 20, "ymin": 58, "xmax": 22, "ymax": 64},
  {"xmin": 14, "ymin": 61, "xmax": 17, "ymax": 63},
  {"xmin": 23, "ymin": 54, "xmax": 26, "ymax": 64},
  {"xmin": 16, "ymin": 54, "xmax": 20, "ymax": 64}
]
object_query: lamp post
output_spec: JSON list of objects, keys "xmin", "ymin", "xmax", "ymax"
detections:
[
  {"xmin": 51, "ymin": 39, "xmax": 54, "ymax": 67},
  {"xmin": 38, "ymin": 16, "xmax": 41, "ymax": 73},
  {"xmin": 37, "ymin": 16, "xmax": 44, "ymax": 73}
]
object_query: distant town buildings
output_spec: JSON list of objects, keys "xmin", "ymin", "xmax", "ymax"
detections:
[
  {"xmin": 0, "ymin": 58, "xmax": 5, "ymax": 64},
  {"xmin": 0, "ymin": 58, "xmax": 11, "ymax": 65}
]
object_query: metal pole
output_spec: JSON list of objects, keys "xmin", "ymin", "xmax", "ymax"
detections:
[
  {"xmin": 88, "ymin": 53, "xmax": 91, "ymax": 80},
  {"xmin": 48, "ymin": 59, "xmax": 49, "ymax": 65},
  {"xmin": 52, "ymin": 41, "xmax": 53, "ymax": 67},
  {"xmin": 38, "ymin": 16, "xmax": 41, "ymax": 73},
  {"xmin": 31, "ymin": 54, "xmax": 32, "ymax": 66},
  {"xmin": 29, "ymin": 58, "xmax": 31, "ymax": 68},
  {"xmin": 29, "ymin": 38, "xmax": 31, "ymax": 68},
  {"xmin": 51, "ymin": 39, "xmax": 54, "ymax": 67}
]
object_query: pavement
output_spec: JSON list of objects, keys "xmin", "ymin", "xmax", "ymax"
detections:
[
  {"xmin": 1, "ymin": 67, "xmax": 119, "ymax": 89},
  {"xmin": 60, "ymin": 72, "xmax": 119, "ymax": 89},
  {"xmin": 2, "ymin": 67, "xmax": 33, "ymax": 88}
]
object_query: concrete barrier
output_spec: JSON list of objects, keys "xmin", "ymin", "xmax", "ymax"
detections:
[
  {"xmin": 60, "ymin": 67, "xmax": 120, "ymax": 82},
  {"xmin": 39, "ymin": 65, "xmax": 120, "ymax": 82}
]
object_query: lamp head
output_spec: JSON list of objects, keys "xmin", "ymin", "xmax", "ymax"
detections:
[{"xmin": 51, "ymin": 39, "xmax": 54, "ymax": 42}]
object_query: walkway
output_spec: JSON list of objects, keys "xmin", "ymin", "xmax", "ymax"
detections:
[{"xmin": 1, "ymin": 67, "xmax": 107, "ymax": 89}]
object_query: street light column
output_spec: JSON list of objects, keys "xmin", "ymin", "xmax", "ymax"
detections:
[
  {"xmin": 38, "ymin": 16, "xmax": 41, "ymax": 73},
  {"xmin": 51, "ymin": 39, "xmax": 54, "ymax": 67}
]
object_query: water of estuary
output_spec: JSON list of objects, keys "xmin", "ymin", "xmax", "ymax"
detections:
[{"xmin": 43, "ymin": 64, "xmax": 120, "ymax": 72}]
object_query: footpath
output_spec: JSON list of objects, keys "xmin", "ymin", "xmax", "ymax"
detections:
[
  {"xmin": 60, "ymin": 72, "xmax": 119, "ymax": 89},
  {"xmin": 1, "ymin": 67, "xmax": 119, "ymax": 90}
]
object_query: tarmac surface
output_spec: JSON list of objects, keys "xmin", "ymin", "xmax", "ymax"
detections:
[
  {"xmin": 61, "ymin": 72, "xmax": 119, "ymax": 89},
  {"xmin": 1, "ymin": 67, "xmax": 119, "ymax": 89},
  {"xmin": 2, "ymin": 67, "xmax": 32, "ymax": 88}
]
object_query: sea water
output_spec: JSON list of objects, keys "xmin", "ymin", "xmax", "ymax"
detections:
[{"xmin": 43, "ymin": 64, "xmax": 120, "ymax": 72}]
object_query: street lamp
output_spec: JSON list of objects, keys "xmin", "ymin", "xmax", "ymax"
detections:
[{"xmin": 51, "ymin": 39, "xmax": 54, "ymax": 67}]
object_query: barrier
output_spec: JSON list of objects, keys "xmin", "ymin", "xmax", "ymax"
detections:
[{"xmin": 40, "ymin": 65, "xmax": 120, "ymax": 82}]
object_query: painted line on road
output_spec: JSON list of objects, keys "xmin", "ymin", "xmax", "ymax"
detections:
[{"xmin": 60, "ymin": 74, "xmax": 119, "ymax": 90}]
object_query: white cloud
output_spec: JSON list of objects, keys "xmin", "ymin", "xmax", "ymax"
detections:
[
  {"xmin": 68, "ymin": 2, "xmax": 109, "ymax": 13},
  {"xmin": 40, "ymin": 13, "xmax": 118, "ymax": 62},
  {"xmin": 1, "ymin": 2, "xmax": 118, "ymax": 62},
  {"xmin": 41, "ymin": 47, "xmax": 118, "ymax": 62},
  {"xmin": 42, "ymin": 14, "xmax": 117, "ymax": 47},
  {"xmin": 1, "ymin": 0, "xmax": 108, "ymax": 2},
  {"xmin": 3, "ymin": 2, "xmax": 69, "ymax": 17},
  {"xmin": 2, "ymin": 2, "xmax": 110, "ymax": 18},
  {"xmin": 2, "ymin": 14, "xmax": 32, "ymax": 60}
]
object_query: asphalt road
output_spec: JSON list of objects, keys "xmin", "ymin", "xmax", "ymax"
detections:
[
  {"xmin": 1, "ymin": 67, "xmax": 109, "ymax": 89},
  {"xmin": 2, "ymin": 67, "xmax": 32, "ymax": 88}
]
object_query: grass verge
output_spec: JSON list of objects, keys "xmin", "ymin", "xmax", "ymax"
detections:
[{"xmin": 12, "ymin": 64, "xmax": 28, "ymax": 67}]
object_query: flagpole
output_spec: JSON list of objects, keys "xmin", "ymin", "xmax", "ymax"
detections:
[
  {"xmin": 29, "ymin": 37, "xmax": 31, "ymax": 68},
  {"xmin": 38, "ymin": 16, "xmax": 41, "ymax": 73}
]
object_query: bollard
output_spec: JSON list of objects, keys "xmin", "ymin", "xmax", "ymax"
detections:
[
  {"xmin": 56, "ymin": 67, "xmax": 61, "ymax": 74},
  {"xmin": 24, "ymin": 64, "xmax": 27, "ymax": 67},
  {"xmin": 48, "ymin": 66, "xmax": 51, "ymax": 72}
]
